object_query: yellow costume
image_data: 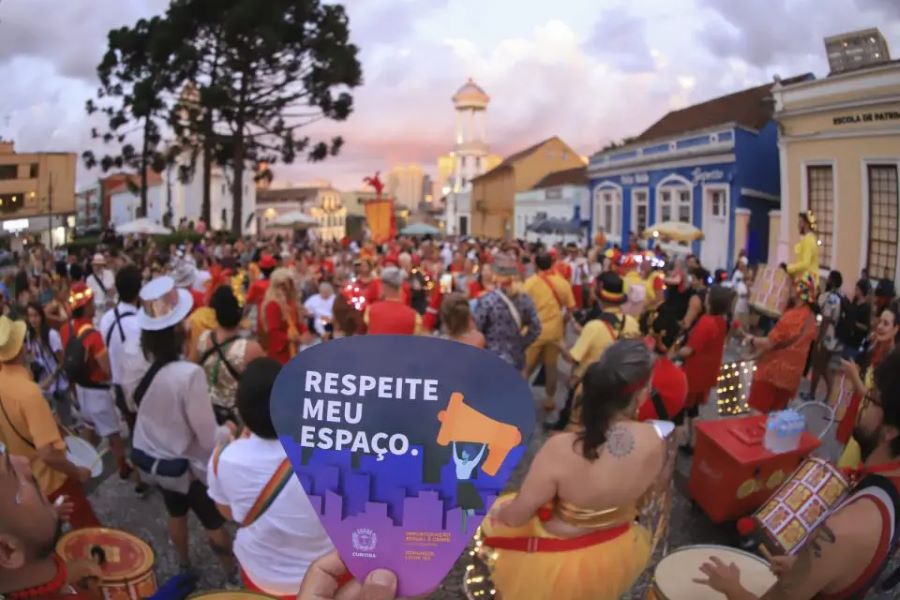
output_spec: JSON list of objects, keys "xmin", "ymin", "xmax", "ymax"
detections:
[
  {"xmin": 787, "ymin": 232, "xmax": 820, "ymax": 287},
  {"xmin": 481, "ymin": 495, "xmax": 651, "ymax": 600}
]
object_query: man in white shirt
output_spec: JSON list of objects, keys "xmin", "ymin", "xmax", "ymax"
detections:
[
  {"xmin": 87, "ymin": 253, "xmax": 116, "ymax": 324},
  {"xmin": 208, "ymin": 357, "xmax": 332, "ymax": 598},
  {"xmin": 98, "ymin": 265, "xmax": 150, "ymax": 429},
  {"xmin": 304, "ymin": 282, "xmax": 336, "ymax": 338}
]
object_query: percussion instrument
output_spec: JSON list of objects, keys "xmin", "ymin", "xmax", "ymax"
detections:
[
  {"xmin": 752, "ymin": 457, "xmax": 849, "ymax": 555},
  {"xmin": 828, "ymin": 373, "xmax": 855, "ymax": 424},
  {"xmin": 56, "ymin": 527, "xmax": 157, "ymax": 600},
  {"xmin": 65, "ymin": 435, "xmax": 105, "ymax": 478},
  {"xmin": 188, "ymin": 593, "xmax": 275, "ymax": 599},
  {"xmin": 749, "ymin": 265, "xmax": 791, "ymax": 318},
  {"xmin": 640, "ymin": 420, "xmax": 678, "ymax": 556},
  {"xmin": 648, "ymin": 545, "xmax": 776, "ymax": 599}
]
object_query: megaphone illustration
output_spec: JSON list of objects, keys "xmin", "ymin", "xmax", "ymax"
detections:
[{"xmin": 437, "ymin": 392, "xmax": 521, "ymax": 476}]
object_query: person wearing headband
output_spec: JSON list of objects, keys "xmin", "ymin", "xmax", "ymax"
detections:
[
  {"xmin": 786, "ymin": 211, "xmax": 820, "ymax": 287},
  {"xmin": 59, "ymin": 282, "xmax": 132, "ymax": 486},
  {"xmin": 744, "ymin": 275, "xmax": 818, "ymax": 413},
  {"xmin": 482, "ymin": 339, "xmax": 668, "ymax": 600}
]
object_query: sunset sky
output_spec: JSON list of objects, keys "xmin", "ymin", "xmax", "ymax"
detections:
[{"xmin": 0, "ymin": 0, "xmax": 898, "ymax": 189}]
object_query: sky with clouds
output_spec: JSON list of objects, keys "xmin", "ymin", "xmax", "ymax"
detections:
[{"xmin": 1, "ymin": 0, "xmax": 898, "ymax": 190}]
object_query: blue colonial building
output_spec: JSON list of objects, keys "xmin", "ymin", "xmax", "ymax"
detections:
[{"xmin": 588, "ymin": 76, "xmax": 810, "ymax": 271}]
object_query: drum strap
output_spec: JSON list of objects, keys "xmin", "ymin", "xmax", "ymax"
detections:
[
  {"xmin": 241, "ymin": 459, "xmax": 293, "ymax": 528},
  {"xmin": 0, "ymin": 391, "xmax": 35, "ymax": 449}
]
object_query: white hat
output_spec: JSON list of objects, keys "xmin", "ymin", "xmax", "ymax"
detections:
[
  {"xmin": 138, "ymin": 276, "xmax": 194, "ymax": 331},
  {"xmin": 92, "ymin": 253, "xmax": 107, "ymax": 265},
  {"xmin": 170, "ymin": 260, "xmax": 196, "ymax": 289}
]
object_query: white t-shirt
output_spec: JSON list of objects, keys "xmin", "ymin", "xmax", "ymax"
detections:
[
  {"xmin": 98, "ymin": 303, "xmax": 147, "ymax": 387},
  {"xmin": 206, "ymin": 435, "xmax": 333, "ymax": 595},
  {"xmin": 88, "ymin": 269, "xmax": 116, "ymax": 319},
  {"xmin": 304, "ymin": 294, "xmax": 336, "ymax": 337}
]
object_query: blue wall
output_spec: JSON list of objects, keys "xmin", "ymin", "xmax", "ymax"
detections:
[
  {"xmin": 734, "ymin": 122, "xmax": 780, "ymax": 196},
  {"xmin": 589, "ymin": 120, "xmax": 782, "ymax": 271}
]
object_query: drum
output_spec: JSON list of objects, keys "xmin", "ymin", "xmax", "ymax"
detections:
[
  {"xmin": 188, "ymin": 593, "xmax": 275, "ymax": 599},
  {"xmin": 648, "ymin": 545, "xmax": 776, "ymax": 599},
  {"xmin": 65, "ymin": 435, "xmax": 104, "ymax": 478},
  {"xmin": 828, "ymin": 373, "xmax": 855, "ymax": 423},
  {"xmin": 749, "ymin": 265, "xmax": 791, "ymax": 318},
  {"xmin": 56, "ymin": 527, "xmax": 157, "ymax": 600},
  {"xmin": 752, "ymin": 457, "xmax": 849, "ymax": 555}
]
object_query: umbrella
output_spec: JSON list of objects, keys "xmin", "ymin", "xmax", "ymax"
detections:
[
  {"xmin": 400, "ymin": 222, "xmax": 440, "ymax": 236},
  {"xmin": 116, "ymin": 218, "xmax": 172, "ymax": 235},
  {"xmin": 642, "ymin": 221, "xmax": 704, "ymax": 243},
  {"xmin": 271, "ymin": 210, "xmax": 318, "ymax": 229}
]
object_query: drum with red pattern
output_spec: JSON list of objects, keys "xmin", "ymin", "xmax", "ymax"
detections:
[{"xmin": 56, "ymin": 527, "xmax": 157, "ymax": 600}]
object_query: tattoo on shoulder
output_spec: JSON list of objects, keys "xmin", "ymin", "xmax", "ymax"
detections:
[{"xmin": 604, "ymin": 426, "xmax": 635, "ymax": 458}]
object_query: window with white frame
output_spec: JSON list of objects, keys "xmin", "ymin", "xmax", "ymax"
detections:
[
  {"xmin": 632, "ymin": 189, "xmax": 649, "ymax": 235},
  {"xmin": 807, "ymin": 165, "xmax": 834, "ymax": 270},
  {"xmin": 658, "ymin": 185, "xmax": 692, "ymax": 225},
  {"xmin": 867, "ymin": 164, "xmax": 899, "ymax": 280},
  {"xmin": 595, "ymin": 187, "xmax": 622, "ymax": 239}
]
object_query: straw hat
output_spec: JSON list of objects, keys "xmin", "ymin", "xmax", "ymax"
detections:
[
  {"xmin": 0, "ymin": 316, "xmax": 27, "ymax": 362},
  {"xmin": 138, "ymin": 276, "xmax": 194, "ymax": 331}
]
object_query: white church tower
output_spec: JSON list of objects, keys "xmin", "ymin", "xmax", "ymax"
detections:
[{"xmin": 444, "ymin": 79, "xmax": 495, "ymax": 235}]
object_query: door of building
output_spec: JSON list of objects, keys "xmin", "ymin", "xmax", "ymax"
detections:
[{"xmin": 702, "ymin": 187, "xmax": 729, "ymax": 269}]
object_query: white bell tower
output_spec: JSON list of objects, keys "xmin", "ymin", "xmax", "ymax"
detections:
[{"xmin": 451, "ymin": 78, "xmax": 491, "ymax": 193}]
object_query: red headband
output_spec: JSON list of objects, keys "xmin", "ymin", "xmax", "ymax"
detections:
[{"xmin": 622, "ymin": 373, "xmax": 651, "ymax": 395}]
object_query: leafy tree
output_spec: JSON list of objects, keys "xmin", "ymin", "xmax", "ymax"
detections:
[
  {"xmin": 83, "ymin": 17, "xmax": 180, "ymax": 218},
  {"xmin": 167, "ymin": 0, "xmax": 363, "ymax": 233}
]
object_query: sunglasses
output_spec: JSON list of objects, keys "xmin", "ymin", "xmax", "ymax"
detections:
[{"xmin": 862, "ymin": 391, "xmax": 883, "ymax": 411}]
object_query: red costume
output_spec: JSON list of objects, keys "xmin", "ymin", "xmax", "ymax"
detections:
[
  {"xmin": 366, "ymin": 300, "xmax": 418, "ymax": 335},
  {"xmin": 264, "ymin": 300, "xmax": 306, "ymax": 365},
  {"xmin": 638, "ymin": 356, "xmax": 688, "ymax": 423},
  {"xmin": 682, "ymin": 314, "xmax": 728, "ymax": 407}
]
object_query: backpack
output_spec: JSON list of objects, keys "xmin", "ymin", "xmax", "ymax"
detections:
[
  {"xmin": 63, "ymin": 323, "xmax": 98, "ymax": 387},
  {"xmin": 833, "ymin": 292, "xmax": 856, "ymax": 347}
]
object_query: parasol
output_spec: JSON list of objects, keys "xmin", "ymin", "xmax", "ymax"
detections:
[
  {"xmin": 271, "ymin": 210, "xmax": 319, "ymax": 229},
  {"xmin": 115, "ymin": 218, "xmax": 172, "ymax": 235},
  {"xmin": 642, "ymin": 221, "xmax": 704, "ymax": 243},
  {"xmin": 400, "ymin": 222, "xmax": 441, "ymax": 236}
]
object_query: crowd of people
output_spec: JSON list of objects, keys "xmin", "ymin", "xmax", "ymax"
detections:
[{"xmin": 0, "ymin": 212, "xmax": 899, "ymax": 599}]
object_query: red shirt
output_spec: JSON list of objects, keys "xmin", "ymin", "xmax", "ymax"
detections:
[
  {"xmin": 59, "ymin": 318, "xmax": 107, "ymax": 385},
  {"xmin": 188, "ymin": 288, "xmax": 204, "ymax": 313},
  {"xmin": 682, "ymin": 314, "xmax": 728, "ymax": 394},
  {"xmin": 554, "ymin": 261, "xmax": 572, "ymax": 282},
  {"xmin": 638, "ymin": 357, "xmax": 687, "ymax": 422},
  {"xmin": 366, "ymin": 300, "xmax": 418, "ymax": 335},
  {"xmin": 468, "ymin": 279, "xmax": 485, "ymax": 300},
  {"xmin": 264, "ymin": 300, "xmax": 306, "ymax": 365}
]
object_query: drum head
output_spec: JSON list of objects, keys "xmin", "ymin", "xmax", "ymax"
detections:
[
  {"xmin": 65, "ymin": 436, "xmax": 103, "ymax": 478},
  {"xmin": 57, "ymin": 527, "xmax": 154, "ymax": 582},
  {"xmin": 654, "ymin": 545, "xmax": 775, "ymax": 599}
]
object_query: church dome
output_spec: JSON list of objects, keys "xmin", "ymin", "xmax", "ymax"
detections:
[{"xmin": 453, "ymin": 78, "xmax": 490, "ymax": 109}]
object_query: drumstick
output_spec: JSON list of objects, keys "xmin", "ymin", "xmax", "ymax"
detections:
[
  {"xmin": 758, "ymin": 544, "xmax": 774, "ymax": 562},
  {"xmin": 89, "ymin": 448, "xmax": 109, "ymax": 472}
]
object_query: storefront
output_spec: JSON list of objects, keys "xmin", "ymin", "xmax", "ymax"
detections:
[
  {"xmin": 773, "ymin": 61, "xmax": 900, "ymax": 283},
  {"xmin": 588, "ymin": 79, "xmax": 808, "ymax": 270}
]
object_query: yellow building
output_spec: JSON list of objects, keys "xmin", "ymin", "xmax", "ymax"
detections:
[
  {"xmin": 470, "ymin": 136, "xmax": 583, "ymax": 238},
  {"xmin": 0, "ymin": 140, "xmax": 76, "ymax": 246},
  {"xmin": 773, "ymin": 29, "xmax": 900, "ymax": 284}
]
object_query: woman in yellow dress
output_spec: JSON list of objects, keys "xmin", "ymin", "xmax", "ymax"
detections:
[
  {"xmin": 481, "ymin": 339, "xmax": 668, "ymax": 600},
  {"xmin": 786, "ymin": 211, "xmax": 820, "ymax": 287}
]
